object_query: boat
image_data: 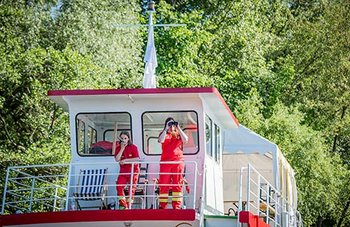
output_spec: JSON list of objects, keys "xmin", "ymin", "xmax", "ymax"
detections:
[{"xmin": 0, "ymin": 87, "xmax": 302, "ymax": 227}]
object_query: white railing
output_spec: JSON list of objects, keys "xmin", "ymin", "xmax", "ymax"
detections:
[
  {"xmin": 238, "ymin": 164, "xmax": 303, "ymax": 227},
  {"xmin": 1, "ymin": 161, "xmax": 198, "ymax": 214},
  {"xmin": 1, "ymin": 164, "xmax": 69, "ymax": 214}
]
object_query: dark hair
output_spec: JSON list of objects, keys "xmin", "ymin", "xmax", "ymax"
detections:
[
  {"xmin": 164, "ymin": 117, "xmax": 175, "ymax": 129},
  {"xmin": 119, "ymin": 131, "xmax": 132, "ymax": 146}
]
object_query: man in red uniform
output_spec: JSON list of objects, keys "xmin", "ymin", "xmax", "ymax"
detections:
[
  {"xmin": 114, "ymin": 131, "xmax": 140, "ymax": 209},
  {"xmin": 158, "ymin": 117, "xmax": 188, "ymax": 209}
]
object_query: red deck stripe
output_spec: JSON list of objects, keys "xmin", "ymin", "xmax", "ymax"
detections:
[{"xmin": 0, "ymin": 209, "xmax": 196, "ymax": 225}]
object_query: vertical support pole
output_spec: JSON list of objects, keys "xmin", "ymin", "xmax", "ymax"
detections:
[
  {"xmin": 247, "ymin": 164, "xmax": 251, "ymax": 211},
  {"xmin": 128, "ymin": 163, "xmax": 134, "ymax": 209},
  {"xmin": 29, "ymin": 177, "xmax": 36, "ymax": 212},
  {"xmin": 65, "ymin": 164, "xmax": 73, "ymax": 211},
  {"xmin": 257, "ymin": 175, "xmax": 261, "ymax": 217},
  {"xmin": 238, "ymin": 167, "xmax": 244, "ymax": 211},
  {"xmin": 266, "ymin": 185, "xmax": 270, "ymax": 224},
  {"xmin": 193, "ymin": 161, "xmax": 197, "ymax": 209},
  {"xmin": 53, "ymin": 187, "xmax": 58, "ymax": 211},
  {"xmin": 1, "ymin": 167, "xmax": 11, "ymax": 214}
]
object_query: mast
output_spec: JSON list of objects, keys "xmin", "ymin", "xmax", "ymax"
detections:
[{"xmin": 143, "ymin": 1, "xmax": 157, "ymax": 88}]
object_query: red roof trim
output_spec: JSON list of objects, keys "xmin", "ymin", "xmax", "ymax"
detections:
[
  {"xmin": 48, "ymin": 87, "xmax": 217, "ymax": 96},
  {"xmin": 1, "ymin": 209, "xmax": 196, "ymax": 225}
]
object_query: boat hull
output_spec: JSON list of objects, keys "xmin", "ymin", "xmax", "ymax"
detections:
[{"xmin": 0, "ymin": 209, "xmax": 198, "ymax": 227}]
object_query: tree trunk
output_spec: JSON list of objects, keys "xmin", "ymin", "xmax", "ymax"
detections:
[
  {"xmin": 337, "ymin": 197, "xmax": 350, "ymax": 227},
  {"xmin": 332, "ymin": 106, "xmax": 347, "ymax": 153}
]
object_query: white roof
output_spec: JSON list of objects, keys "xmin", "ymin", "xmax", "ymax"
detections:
[
  {"xmin": 222, "ymin": 124, "xmax": 297, "ymax": 209},
  {"xmin": 48, "ymin": 87, "xmax": 239, "ymax": 129}
]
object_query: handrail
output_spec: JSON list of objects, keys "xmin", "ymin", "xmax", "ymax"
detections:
[
  {"xmin": 2, "ymin": 160, "xmax": 198, "ymax": 214},
  {"xmin": 237, "ymin": 163, "xmax": 302, "ymax": 227}
]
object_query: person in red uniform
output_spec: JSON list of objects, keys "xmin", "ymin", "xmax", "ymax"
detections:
[
  {"xmin": 158, "ymin": 117, "xmax": 188, "ymax": 209},
  {"xmin": 114, "ymin": 131, "xmax": 140, "ymax": 209}
]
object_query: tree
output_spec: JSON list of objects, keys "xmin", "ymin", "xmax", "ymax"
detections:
[
  {"xmin": 54, "ymin": 0, "xmax": 143, "ymax": 88},
  {"xmin": 0, "ymin": 0, "xmax": 143, "ymax": 204},
  {"xmin": 235, "ymin": 90, "xmax": 347, "ymax": 226}
]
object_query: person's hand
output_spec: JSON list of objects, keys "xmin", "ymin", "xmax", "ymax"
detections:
[{"xmin": 120, "ymin": 142, "xmax": 126, "ymax": 149}]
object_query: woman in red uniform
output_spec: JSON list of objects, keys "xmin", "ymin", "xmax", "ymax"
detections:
[
  {"xmin": 114, "ymin": 131, "xmax": 140, "ymax": 209},
  {"xmin": 158, "ymin": 117, "xmax": 188, "ymax": 209}
]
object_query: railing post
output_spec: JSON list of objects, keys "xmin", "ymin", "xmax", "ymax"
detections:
[
  {"xmin": 266, "ymin": 185, "xmax": 270, "ymax": 224},
  {"xmin": 53, "ymin": 187, "xmax": 58, "ymax": 211},
  {"xmin": 129, "ymin": 163, "xmax": 135, "ymax": 209},
  {"xmin": 65, "ymin": 164, "xmax": 73, "ymax": 211},
  {"xmin": 29, "ymin": 177, "xmax": 36, "ymax": 212},
  {"xmin": 274, "ymin": 190, "xmax": 278, "ymax": 227},
  {"xmin": 193, "ymin": 161, "xmax": 197, "ymax": 209},
  {"xmin": 238, "ymin": 167, "xmax": 243, "ymax": 212},
  {"xmin": 257, "ymin": 175, "xmax": 261, "ymax": 217},
  {"xmin": 1, "ymin": 167, "xmax": 11, "ymax": 214},
  {"xmin": 247, "ymin": 164, "xmax": 251, "ymax": 211}
]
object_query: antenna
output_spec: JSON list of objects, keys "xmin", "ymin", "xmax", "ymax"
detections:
[{"xmin": 114, "ymin": 1, "xmax": 185, "ymax": 88}]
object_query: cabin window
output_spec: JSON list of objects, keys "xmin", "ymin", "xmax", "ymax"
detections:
[
  {"xmin": 214, "ymin": 124, "xmax": 221, "ymax": 163},
  {"xmin": 88, "ymin": 126, "xmax": 97, "ymax": 147},
  {"xmin": 142, "ymin": 111, "xmax": 199, "ymax": 155},
  {"xmin": 205, "ymin": 115, "xmax": 213, "ymax": 157},
  {"xmin": 75, "ymin": 112, "xmax": 132, "ymax": 156},
  {"xmin": 76, "ymin": 119, "xmax": 85, "ymax": 153}
]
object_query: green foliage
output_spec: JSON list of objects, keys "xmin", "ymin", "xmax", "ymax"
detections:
[
  {"xmin": 1, "ymin": 0, "xmax": 349, "ymax": 225},
  {"xmin": 55, "ymin": 0, "xmax": 143, "ymax": 88},
  {"xmin": 0, "ymin": 0, "xmax": 143, "ymax": 204},
  {"xmin": 263, "ymin": 104, "xmax": 346, "ymax": 225},
  {"xmin": 235, "ymin": 91, "xmax": 348, "ymax": 225}
]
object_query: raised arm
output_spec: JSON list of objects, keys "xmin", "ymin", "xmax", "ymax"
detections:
[
  {"xmin": 158, "ymin": 125, "xmax": 169, "ymax": 143},
  {"xmin": 177, "ymin": 125, "xmax": 188, "ymax": 143}
]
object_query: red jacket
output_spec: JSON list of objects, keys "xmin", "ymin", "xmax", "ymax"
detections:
[
  {"xmin": 160, "ymin": 133, "xmax": 184, "ymax": 161},
  {"xmin": 115, "ymin": 143, "xmax": 140, "ymax": 173}
]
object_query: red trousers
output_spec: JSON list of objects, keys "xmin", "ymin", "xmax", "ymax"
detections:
[
  {"xmin": 116, "ymin": 172, "xmax": 139, "ymax": 208},
  {"xmin": 158, "ymin": 162, "xmax": 184, "ymax": 209}
]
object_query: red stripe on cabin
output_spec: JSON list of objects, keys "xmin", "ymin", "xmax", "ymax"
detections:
[{"xmin": 0, "ymin": 209, "xmax": 196, "ymax": 226}]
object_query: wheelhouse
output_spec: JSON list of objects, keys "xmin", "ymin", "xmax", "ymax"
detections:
[{"xmin": 48, "ymin": 87, "xmax": 239, "ymax": 214}]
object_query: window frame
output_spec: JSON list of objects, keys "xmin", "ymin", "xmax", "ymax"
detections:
[
  {"xmin": 75, "ymin": 112, "xmax": 132, "ymax": 157},
  {"xmin": 205, "ymin": 115, "xmax": 213, "ymax": 157},
  {"xmin": 141, "ymin": 110, "xmax": 200, "ymax": 156}
]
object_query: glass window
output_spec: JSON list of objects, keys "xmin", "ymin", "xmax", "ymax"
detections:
[
  {"xmin": 205, "ymin": 115, "xmax": 212, "ymax": 157},
  {"xmin": 104, "ymin": 129, "xmax": 132, "ymax": 142},
  {"xmin": 142, "ymin": 111, "xmax": 199, "ymax": 155},
  {"xmin": 76, "ymin": 112, "xmax": 131, "ymax": 156},
  {"xmin": 214, "ymin": 124, "xmax": 221, "ymax": 163},
  {"xmin": 77, "ymin": 119, "xmax": 85, "ymax": 153},
  {"xmin": 87, "ymin": 126, "xmax": 97, "ymax": 148}
]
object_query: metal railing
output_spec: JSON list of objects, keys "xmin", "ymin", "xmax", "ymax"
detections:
[
  {"xmin": 1, "ymin": 164, "xmax": 69, "ymax": 214},
  {"xmin": 1, "ymin": 161, "xmax": 198, "ymax": 214},
  {"xmin": 238, "ymin": 164, "xmax": 303, "ymax": 227}
]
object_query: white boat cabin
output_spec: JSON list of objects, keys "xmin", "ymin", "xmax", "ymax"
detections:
[
  {"xmin": 48, "ymin": 87, "xmax": 238, "ymax": 214},
  {"xmin": 1, "ymin": 87, "xmax": 302, "ymax": 227}
]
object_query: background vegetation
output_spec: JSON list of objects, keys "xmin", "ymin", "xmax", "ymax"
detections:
[{"xmin": 0, "ymin": 0, "xmax": 349, "ymax": 226}]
